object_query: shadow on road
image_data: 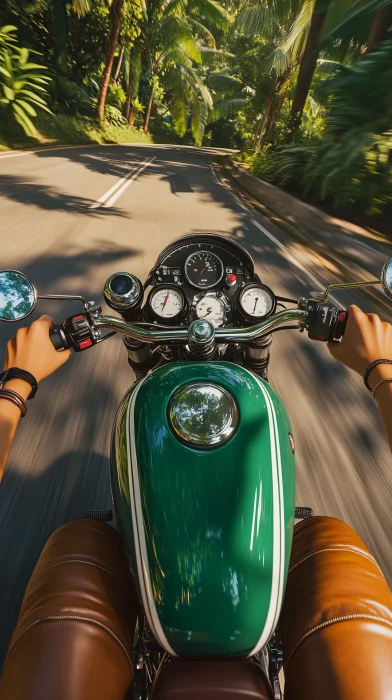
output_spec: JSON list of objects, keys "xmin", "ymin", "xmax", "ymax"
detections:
[
  {"xmin": 0, "ymin": 174, "xmax": 128, "ymax": 217},
  {"xmin": 0, "ymin": 449, "xmax": 112, "ymax": 669}
]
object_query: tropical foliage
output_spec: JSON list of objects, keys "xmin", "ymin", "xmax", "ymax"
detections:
[
  {"xmin": 0, "ymin": 25, "xmax": 51, "ymax": 136},
  {"xmin": 1, "ymin": 0, "xmax": 391, "ymax": 220}
]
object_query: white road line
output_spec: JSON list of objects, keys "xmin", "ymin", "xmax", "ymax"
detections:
[
  {"xmin": 251, "ymin": 219, "xmax": 323, "ymax": 290},
  {"xmin": 211, "ymin": 162, "xmax": 343, "ymax": 302},
  {"xmin": 90, "ymin": 156, "xmax": 155, "ymax": 209},
  {"xmin": 0, "ymin": 151, "xmax": 34, "ymax": 160}
]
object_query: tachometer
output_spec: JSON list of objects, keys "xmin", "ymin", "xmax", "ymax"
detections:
[
  {"xmin": 238, "ymin": 284, "xmax": 275, "ymax": 320},
  {"xmin": 184, "ymin": 251, "xmax": 224, "ymax": 289},
  {"xmin": 148, "ymin": 286, "xmax": 186, "ymax": 321}
]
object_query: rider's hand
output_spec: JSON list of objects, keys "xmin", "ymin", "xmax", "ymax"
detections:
[
  {"xmin": 328, "ymin": 305, "xmax": 392, "ymax": 378},
  {"xmin": 3, "ymin": 315, "xmax": 71, "ymax": 387}
]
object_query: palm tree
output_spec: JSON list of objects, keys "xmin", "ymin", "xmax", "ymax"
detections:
[
  {"xmin": 97, "ymin": 0, "xmax": 125, "ymax": 120},
  {"xmin": 290, "ymin": 0, "xmax": 332, "ymax": 118},
  {"xmin": 97, "ymin": 0, "xmax": 144, "ymax": 121},
  {"xmin": 136, "ymin": 0, "xmax": 230, "ymax": 140}
]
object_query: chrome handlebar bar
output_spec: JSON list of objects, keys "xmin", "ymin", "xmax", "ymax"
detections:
[{"xmin": 94, "ymin": 308, "xmax": 309, "ymax": 345}]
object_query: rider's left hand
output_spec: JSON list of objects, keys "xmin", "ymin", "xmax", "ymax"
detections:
[{"xmin": 3, "ymin": 315, "xmax": 71, "ymax": 385}]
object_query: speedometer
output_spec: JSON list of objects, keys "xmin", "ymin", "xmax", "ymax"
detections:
[
  {"xmin": 184, "ymin": 251, "xmax": 224, "ymax": 289},
  {"xmin": 148, "ymin": 286, "xmax": 186, "ymax": 321},
  {"xmin": 239, "ymin": 284, "xmax": 275, "ymax": 320}
]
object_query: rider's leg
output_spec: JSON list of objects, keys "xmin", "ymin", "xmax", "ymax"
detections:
[
  {"xmin": 280, "ymin": 516, "xmax": 392, "ymax": 699},
  {"xmin": 0, "ymin": 518, "xmax": 138, "ymax": 700}
]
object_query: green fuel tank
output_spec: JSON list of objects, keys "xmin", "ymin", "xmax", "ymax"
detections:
[{"xmin": 111, "ymin": 362, "xmax": 295, "ymax": 658}]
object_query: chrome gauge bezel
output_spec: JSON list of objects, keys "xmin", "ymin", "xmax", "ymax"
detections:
[
  {"xmin": 146, "ymin": 284, "xmax": 187, "ymax": 323},
  {"xmin": 191, "ymin": 291, "xmax": 231, "ymax": 328},
  {"xmin": 238, "ymin": 283, "xmax": 276, "ymax": 321},
  {"xmin": 184, "ymin": 250, "xmax": 224, "ymax": 290}
]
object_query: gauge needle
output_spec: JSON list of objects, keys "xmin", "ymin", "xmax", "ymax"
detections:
[
  {"xmin": 161, "ymin": 293, "xmax": 169, "ymax": 310},
  {"xmin": 202, "ymin": 307, "xmax": 213, "ymax": 318},
  {"xmin": 253, "ymin": 298, "xmax": 258, "ymax": 313},
  {"xmin": 199, "ymin": 266, "xmax": 208, "ymax": 276}
]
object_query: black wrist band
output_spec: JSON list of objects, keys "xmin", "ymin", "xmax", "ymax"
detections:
[
  {"xmin": 364, "ymin": 359, "xmax": 392, "ymax": 392},
  {"xmin": 0, "ymin": 368, "xmax": 38, "ymax": 399}
]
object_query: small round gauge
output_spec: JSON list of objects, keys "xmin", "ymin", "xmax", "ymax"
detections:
[
  {"xmin": 148, "ymin": 286, "xmax": 186, "ymax": 320},
  {"xmin": 184, "ymin": 251, "xmax": 224, "ymax": 289},
  {"xmin": 239, "ymin": 284, "xmax": 276, "ymax": 320},
  {"xmin": 194, "ymin": 293, "xmax": 228, "ymax": 328}
]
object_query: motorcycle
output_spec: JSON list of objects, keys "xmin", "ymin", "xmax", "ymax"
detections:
[{"xmin": 1, "ymin": 234, "xmax": 392, "ymax": 699}]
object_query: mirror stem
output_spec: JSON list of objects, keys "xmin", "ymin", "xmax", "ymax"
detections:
[
  {"xmin": 37, "ymin": 294, "xmax": 86, "ymax": 304},
  {"xmin": 320, "ymin": 279, "xmax": 381, "ymax": 303}
]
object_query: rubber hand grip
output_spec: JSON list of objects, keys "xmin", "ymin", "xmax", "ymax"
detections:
[{"xmin": 50, "ymin": 326, "xmax": 69, "ymax": 351}]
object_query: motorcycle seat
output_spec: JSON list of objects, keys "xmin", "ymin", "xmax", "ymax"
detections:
[{"xmin": 149, "ymin": 658, "xmax": 274, "ymax": 699}]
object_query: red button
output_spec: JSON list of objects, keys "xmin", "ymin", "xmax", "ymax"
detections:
[
  {"xmin": 338, "ymin": 312, "xmax": 346, "ymax": 322},
  {"xmin": 79, "ymin": 338, "xmax": 93, "ymax": 350},
  {"xmin": 72, "ymin": 315, "xmax": 84, "ymax": 322},
  {"xmin": 227, "ymin": 274, "xmax": 236, "ymax": 283}
]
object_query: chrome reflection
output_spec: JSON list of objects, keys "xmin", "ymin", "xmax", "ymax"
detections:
[{"xmin": 169, "ymin": 382, "xmax": 238, "ymax": 447}]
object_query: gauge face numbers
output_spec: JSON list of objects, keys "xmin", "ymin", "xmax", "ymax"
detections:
[
  {"xmin": 195, "ymin": 294, "xmax": 227, "ymax": 328},
  {"xmin": 150, "ymin": 287, "xmax": 184, "ymax": 319},
  {"xmin": 240, "ymin": 285, "xmax": 275, "ymax": 319},
  {"xmin": 185, "ymin": 251, "xmax": 224, "ymax": 289}
]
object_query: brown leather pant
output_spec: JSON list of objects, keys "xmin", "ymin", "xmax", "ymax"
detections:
[
  {"xmin": 280, "ymin": 516, "xmax": 392, "ymax": 699},
  {"xmin": 1, "ymin": 516, "xmax": 391, "ymax": 699}
]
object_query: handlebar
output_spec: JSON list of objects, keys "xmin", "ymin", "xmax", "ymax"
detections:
[
  {"xmin": 49, "ymin": 302, "xmax": 347, "ymax": 353},
  {"xmin": 94, "ymin": 308, "xmax": 309, "ymax": 344}
]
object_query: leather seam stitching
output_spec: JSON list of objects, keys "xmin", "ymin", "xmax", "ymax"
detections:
[
  {"xmin": 32, "ymin": 559, "xmax": 127, "ymax": 587},
  {"xmin": 286, "ymin": 614, "xmax": 392, "ymax": 667},
  {"xmin": 7, "ymin": 615, "xmax": 133, "ymax": 669},
  {"xmin": 288, "ymin": 547, "xmax": 383, "ymax": 575}
]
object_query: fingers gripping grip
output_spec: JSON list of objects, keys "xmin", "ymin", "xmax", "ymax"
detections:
[
  {"xmin": 50, "ymin": 326, "xmax": 70, "ymax": 351},
  {"xmin": 49, "ymin": 315, "xmax": 94, "ymax": 352}
]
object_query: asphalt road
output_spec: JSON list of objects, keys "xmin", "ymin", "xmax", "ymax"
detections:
[{"xmin": 0, "ymin": 144, "xmax": 391, "ymax": 665}]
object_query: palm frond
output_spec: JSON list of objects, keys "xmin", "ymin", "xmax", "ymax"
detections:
[
  {"xmin": 235, "ymin": 4, "xmax": 278, "ymax": 37},
  {"xmin": 71, "ymin": 0, "xmax": 91, "ymax": 17},
  {"xmin": 188, "ymin": 18, "xmax": 216, "ymax": 48},
  {"xmin": 321, "ymin": 0, "xmax": 392, "ymax": 43},
  {"xmin": 210, "ymin": 96, "xmax": 246, "ymax": 121},
  {"xmin": 188, "ymin": 0, "xmax": 231, "ymax": 30}
]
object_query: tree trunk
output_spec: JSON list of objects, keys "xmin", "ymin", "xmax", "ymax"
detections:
[
  {"xmin": 365, "ymin": 5, "xmax": 392, "ymax": 54},
  {"xmin": 97, "ymin": 0, "xmax": 124, "ymax": 121},
  {"xmin": 253, "ymin": 100, "xmax": 271, "ymax": 148},
  {"xmin": 125, "ymin": 76, "xmax": 132, "ymax": 122},
  {"xmin": 143, "ymin": 82, "xmax": 154, "ymax": 133},
  {"xmin": 291, "ymin": 0, "xmax": 331, "ymax": 119},
  {"xmin": 262, "ymin": 96, "xmax": 284, "ymax": 144},
  {"xmin": 114, "ymin": 45, "xmax": 125, "ymax": 83}
]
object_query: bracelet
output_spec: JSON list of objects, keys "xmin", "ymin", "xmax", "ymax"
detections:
[
  {"xmin": 0, "ymin": 389, "xmax": 27, "ymax": 417},
  {"xmin": 364, "ymin": 359, "xmax": 392, "ymax": 392},
  {"xmin": 372, "ymin": 378, "xmax": 392, "ymax": 396},
  {"xmin": 0, "ymin": 367, "xmax": 38, "ymax": 399}
]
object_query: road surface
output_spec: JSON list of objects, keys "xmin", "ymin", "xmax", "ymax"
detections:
[{"xmin": 0, "ymin": 144, "xmax": 391, "ymax": 665}]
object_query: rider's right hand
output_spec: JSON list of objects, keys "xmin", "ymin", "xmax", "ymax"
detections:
[{"xmin": 328, "ymin": 305, "xmax": 392, "ymax": 382}]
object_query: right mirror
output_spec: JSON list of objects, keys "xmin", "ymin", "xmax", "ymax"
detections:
[
  {"xmin": 0, "ymin": 270, "xmax": 37, "ymax": 322},
  {"xmin": 382, "ymin": 258, "xmax": 392, "ymax": 299}
]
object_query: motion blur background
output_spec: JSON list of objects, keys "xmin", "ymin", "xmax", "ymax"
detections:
[{"xmin": 1, "ymin": 0, "xmax": 392, "ymax": 669}]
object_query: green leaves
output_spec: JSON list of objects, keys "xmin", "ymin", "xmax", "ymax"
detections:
[{"xmin": 0, "ymin": 25, "xmax": 51, "ymax": 137}]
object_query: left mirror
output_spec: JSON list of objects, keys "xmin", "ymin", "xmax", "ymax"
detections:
[{"xmin": 0, "ymin": 270, "xmax": 37, "ymax": 322}]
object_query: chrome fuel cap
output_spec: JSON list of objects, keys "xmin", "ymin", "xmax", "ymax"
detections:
[{"xmin": 169, "ymin": 382, "xmax": 238, "ymax": 448}]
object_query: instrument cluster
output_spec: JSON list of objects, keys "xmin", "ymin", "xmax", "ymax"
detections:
[{"xmin": 143, "ymin": 235, "xmax": 277, "ymax": 329}]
